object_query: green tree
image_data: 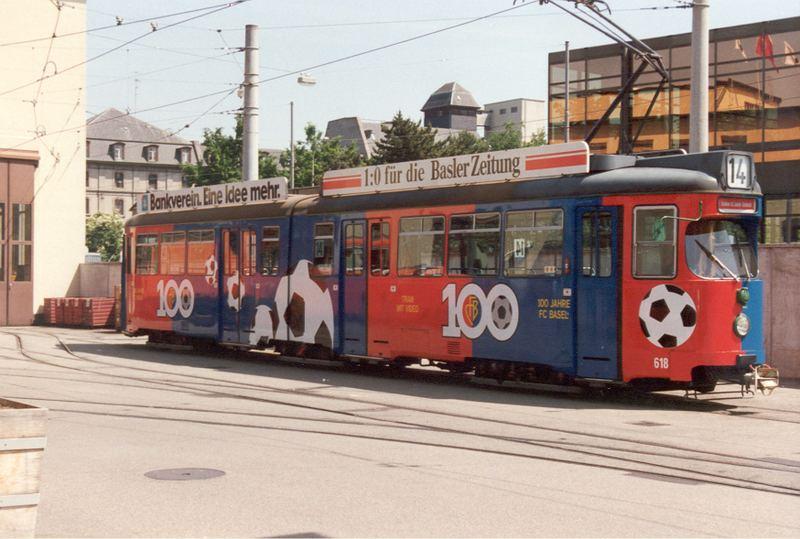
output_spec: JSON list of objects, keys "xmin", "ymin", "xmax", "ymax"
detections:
[
  {"xmin": 437, "ymin": 124, "xmax": 547, "ymax": 158},
  {"xmin": 371, "ymin": 111, "xmax": 438, "ymax": 164},
  {"xmin": 526, "ymin": 128, "xmax": 547, "ymax": 147},
  {"xmin": 86, "ymin": 213, "xmax": 124, "ymax": 262},
  {"xmin": 280, "ymin": 123, "xmax": 363, "ymax": 187},
  {"xmin": 436, "ymin": 131, "xmax": 489, "ymax": 157},
  {"xmin": 182, "ymin": 115, "xmax": 281, "ymax": 186},
  {"xmin": 484, "ymin": 122, "xmax": 523, "ymax": 151}
]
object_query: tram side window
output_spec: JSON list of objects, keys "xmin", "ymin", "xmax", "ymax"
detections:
[
  {"xmin": 370, "ymin": 222, "xmax": 390, "ymax": 276},
  {"xmin": 312, "ymin": 223, "xmax": 334, "ymax": 276},
  {"xmin": 398, "ymin": 216, "xmax": 445, "ymax": 277},
  {"xmin": 634, "ymin": 206, "xmax": 676, "ymax": 278},
  {"xmin": 135, "ymin": 234, "xmax": 158, "ymax": 275},
  {"xmin": 241, "ymin": 230, "xmax": 257, "ymax": 276},
  {"xmin": 159, "ymin": 232, "xmax": 186, "ymax": 274},
  {"xmin": 343, "ymin": 223, "xmax": 364, "ymax": 276},
  {"xmin": 581, "ymin": 211, "xmax": 612, "ymax": 277},
  {"xmin": 260, "ymin": 226, "xmax": 280, "ymax": 276},
  {"xmin": 224, "ymin": 229, "xmax": 239, "ymax": 276},
  {"xmin": 505, "ymin": 209, "xmax": 563, "ymax": 277},
  {"xmin": 448, "ymin": 213, "xmax": 500, "ymax": 276},
  {"xmin": 187, "ymin": 230, "xmax": 215, "ymax": 275}
]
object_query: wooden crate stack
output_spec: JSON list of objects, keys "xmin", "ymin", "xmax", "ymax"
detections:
[
  {"xmin": 0, "ymin": 398, "xmax": 47, "ymax": 539},
  {"xmin": 43, "ymin": 297, "xmax": 116, "ymax": 328}
]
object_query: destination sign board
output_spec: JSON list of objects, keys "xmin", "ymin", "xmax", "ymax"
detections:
[
  {"xmin": 138, "ymin": 177, "xmax": 288, "ymax": 214},
  {"xmin": 718, "ymin": 197, "xmax": 757, "ymax": 214},
  {"xmin": 321, "ymin": 141, "xmax": 589, "ymax": 197}
]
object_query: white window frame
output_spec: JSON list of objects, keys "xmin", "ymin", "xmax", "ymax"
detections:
[
  {"xmin": 633, "ymin": 205, "xmax": 678, "ymax": 279},
  {"xmin": 146, "ymin": 145, "xmax": 158, "ymax": 162},
  {"xmin": 504, "ymin": 208, "xmax": 564, "ymax": 278}
]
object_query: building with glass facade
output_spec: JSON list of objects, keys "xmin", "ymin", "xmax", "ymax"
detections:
[{"xmin": 548, "ymin": 16, "xmax": 799, "ymax": 243}]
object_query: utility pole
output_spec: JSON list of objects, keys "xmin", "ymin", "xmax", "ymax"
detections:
[
  {"xmin": 564, "ymin": 40, "xmax": 570, "ymax": 143},
  {"xmin": 290, "ymin": 101, "xmax": 295, "ymax": 190},
  {"xmin": 242, "ymin": 24, "xmax": 259, "ymax": 182},
  {"xmin": 689, "ymin": 0, "xmax": 709, "ymax": 153}
]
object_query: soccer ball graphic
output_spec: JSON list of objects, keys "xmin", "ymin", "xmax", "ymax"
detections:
[
  {"xmin": 638, "ymin": 284, "xmax": 697, "ymax": 348},
  {"xmin": 273, "ymin": 260, "xmax": 334, "ymax": 347},
  {"xmin": 249, "ymin": 260, "xmax": 335, "ymax": 348},
  {"xmin": 204, "ymin": 255, "xmax": 218, "ymax": 286},
  {"xmin": 491, "ymin": 295, "xmax": 513, "ymax": 330},
  {"xmin": 226, "ymin": 270, "xmax": 245, "ymax": 311}
]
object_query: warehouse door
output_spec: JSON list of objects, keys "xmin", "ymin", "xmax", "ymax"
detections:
[{"xmin": 0, "ymin": 151, "xmax": 36, "ymax": 326}]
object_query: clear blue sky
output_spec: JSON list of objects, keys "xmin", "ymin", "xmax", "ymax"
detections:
[{"xmin": 83, "ymin": 0, "xmax": 799, "ymax": 149}]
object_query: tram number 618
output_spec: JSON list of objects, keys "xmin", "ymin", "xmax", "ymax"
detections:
[{"xmin": 653, "ymin": 357, "xmax": 669, "ymax": 369}]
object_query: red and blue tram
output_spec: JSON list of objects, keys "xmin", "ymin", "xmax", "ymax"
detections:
[{"xmin": 122, "ymin": 142, "xmax": 774, "ymax": 392}]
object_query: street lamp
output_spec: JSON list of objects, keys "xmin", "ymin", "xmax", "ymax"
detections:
[
  {"xmin": 290, "ymin": 73, "xmax": 317, "ymax": 190},
  {"xmin": 297, "ymin": 72, "xmax": 317, "ymax": 86}
]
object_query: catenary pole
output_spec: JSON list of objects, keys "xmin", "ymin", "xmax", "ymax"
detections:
[
  {"xmin": 690, "ymin": 0, "xmax": 709, "ymax": 153},
  {"xmin": 290, "ymin": 100, "xmax": 295, "ymax": 190},
  {"xmin": 242, "ymin": 24, "xmax": 259, "ymax": 181},
  {"xmin": 564, "ymin": 40, "xmax": 570, "ymax": 143}
]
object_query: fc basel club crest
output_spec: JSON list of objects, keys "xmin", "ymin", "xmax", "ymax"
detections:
[{"xmin": 461, "ymin": 293, "xmax": 482, "ymax": 329}]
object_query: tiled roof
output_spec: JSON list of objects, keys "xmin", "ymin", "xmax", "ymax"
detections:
[
  {"xmin": 421, "ymin": 82, "xmax": 480, "ymax": 111},
  {"xmin": 87, "ymin": 108, "xmax": 189, "ymax": 143},
  {"xmin": 86, "ymin": 108, "xmax": 197, "ymax": 166}
]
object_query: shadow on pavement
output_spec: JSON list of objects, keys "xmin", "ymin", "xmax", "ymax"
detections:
[{"xmin": 53, "ymin": 334, "xmax": 742, "ymax": 416}]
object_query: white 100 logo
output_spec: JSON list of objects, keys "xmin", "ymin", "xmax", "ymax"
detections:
[
  {"xmin": 156, "ymin": 279, "xmax": 195, "ymax": 318},
  {"xmin": 442, "ymin": 283, "xmax": 519, "ymax": 341}
]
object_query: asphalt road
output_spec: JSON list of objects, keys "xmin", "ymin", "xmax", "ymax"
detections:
[{"xmin": 1, "ymin": 327, "xmax": 799, "ymax": 538}]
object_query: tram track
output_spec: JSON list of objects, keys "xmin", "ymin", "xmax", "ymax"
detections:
[{"xmin": 3, "ymin": 328, "xmax": 799, "ymax": 497}]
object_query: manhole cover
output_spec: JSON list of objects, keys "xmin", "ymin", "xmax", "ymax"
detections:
[{"xmin": 145, "ymin": 468, "xmax": 225, "ymax": 481}]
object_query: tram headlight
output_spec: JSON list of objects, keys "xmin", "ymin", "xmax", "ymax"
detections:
[{"xmin": 734, "ymin": 313, "xmax": 750, "ymax": 338}]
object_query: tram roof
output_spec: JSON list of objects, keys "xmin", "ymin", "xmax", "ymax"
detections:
[{"xmin": 126, "ymin": 152, "xmax": 760, "ymax": 227}]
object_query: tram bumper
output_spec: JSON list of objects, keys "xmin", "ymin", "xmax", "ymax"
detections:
[
  {"xmin": 692, "ymin": 355, "xmax": 779, "ymax": 395},
  {"xmin": 741, "ymin": 364, "xmax": 780, "ymax": 395}
]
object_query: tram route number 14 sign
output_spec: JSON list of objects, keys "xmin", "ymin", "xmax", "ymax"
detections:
[{"xmin": 139, "ymin": 177, "xmax": 288, "ymax": 214}]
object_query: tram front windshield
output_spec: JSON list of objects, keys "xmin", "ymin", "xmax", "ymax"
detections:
[{"xmin": 685, "ymin": 219, "xmax": 757, "ymax": 279}]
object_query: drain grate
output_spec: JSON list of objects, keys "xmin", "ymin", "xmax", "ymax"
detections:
[{"xmin": 145, "ymin": 468, "xmax": 225, "ymax": 481}]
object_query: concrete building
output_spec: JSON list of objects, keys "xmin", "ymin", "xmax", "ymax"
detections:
[
  {"xmin": 421, "ymin": 82, "xmax": 481, "ymax": 132},
  {"xmin": 86, "ymin": 108, "xmax": 202, "ymax": 219},
  {"xmin": 324, "ymin": 117, "xmax": 387, "ymax": 159},
  {"xmin": 0, "ymin": 0, "xmax": 86, "ymax": 325},
  {"xmin": 547, "ymin": 16, "xmax": 799, "ymax": 243},
  {"xmin": 484, "ymin": 98, "xmax": 547, "ymax": 143},
  {"xmin": 325, "ymin": 83, "xmax": 483, "ymax": 159}
]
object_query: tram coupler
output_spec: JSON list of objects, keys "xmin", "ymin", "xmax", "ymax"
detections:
[{"xmin": 740, "ymin": 364, "xmax": 780, "ymax": 396}]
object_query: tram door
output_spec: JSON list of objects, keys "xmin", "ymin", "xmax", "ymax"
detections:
[
  {"xmin": 575, "ymin": 207, "xmax": 620, "ymax": 379},
  {"xmin": 220, "ymin": 227, "xmax": 243, "ymax": 343},
  {"xmin": 341, "ymin": 220, "xmax": 367, "ymax": 355},
  {"xmin": 366, "ymin": 219, "xmax": 391, "ymax": 357}
]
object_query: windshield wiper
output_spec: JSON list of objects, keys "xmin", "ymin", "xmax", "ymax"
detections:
[
  {"xmin": 736, "ymin": 244, "xmax": 753, "ymax": 279},
  {"xmin": 694, "ymin": 239, "xmax": 739, "ymax": 281}
]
